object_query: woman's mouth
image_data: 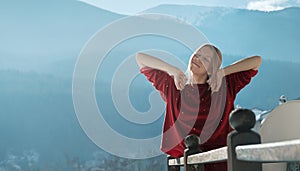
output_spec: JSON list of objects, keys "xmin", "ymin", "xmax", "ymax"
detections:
[{"xmin": 192, "ymin": 61, "xmax": 201, "ymax": 68}]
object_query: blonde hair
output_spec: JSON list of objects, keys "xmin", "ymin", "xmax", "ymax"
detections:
[{"xmin": 186, "ymin": 43, "xmax": 222, "ymax": 85}]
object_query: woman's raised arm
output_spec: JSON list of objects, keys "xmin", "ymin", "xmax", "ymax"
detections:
[
  {"xmin": 208, "ymin": 56, "xmax": 262, "ymax": 92},
  {"xmin": 223, "ymin": 56, "xmax": 262, "ymax": 76},
  {"xmin": 136, "ymin": 52, "xmax": 187, "ymax": 90}
]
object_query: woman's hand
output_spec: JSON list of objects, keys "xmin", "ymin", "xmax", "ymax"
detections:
[
  {"xmin": 170, "ymin": 67, "xmax": 187, "ymax": 91},
  {"xmin": 207, "ymin": 69, "xmax": 225, "ymax": 92}
]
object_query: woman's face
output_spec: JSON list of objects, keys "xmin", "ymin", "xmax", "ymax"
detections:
[{"xmin": 190, "ymin": 46, "xmax": 215, "ymax": 75}]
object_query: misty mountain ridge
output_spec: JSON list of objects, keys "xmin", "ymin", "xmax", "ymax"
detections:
[
  {"xmin": 145, "ymin": 4, "xmax": 300, "ymax": 26},
  {"xmin": 145, "ymin": 4, "xmax": 300, "ymax": 63},
  {"xmin": 1, "ymin": 2, "xmax": 299, "ymax": 76}
]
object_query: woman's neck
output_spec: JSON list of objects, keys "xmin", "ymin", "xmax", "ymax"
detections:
[{"xmin": 192, "ymin": 73, "xmax": 208, "ymax": 84}]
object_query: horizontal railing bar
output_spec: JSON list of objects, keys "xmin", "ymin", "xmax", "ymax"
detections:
[
  {"xmin": 168, "ymin": 147, "xmax": 227, "ymax": 166},
  {"xmin": 188, "ymin": 146, "xmax": 228, "ymax": 164},
  {"xmin": 236, "ymin": 139, "xmax": 300, "ymax": 162},
  {"xmin": 168, "ymin": 157, "xmax": 184, "ymax": 166}
]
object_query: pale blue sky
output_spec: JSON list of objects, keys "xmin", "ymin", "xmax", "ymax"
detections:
[{"xmin": 79, "ymin": 0, "xmax": 300, "ymax": 14}]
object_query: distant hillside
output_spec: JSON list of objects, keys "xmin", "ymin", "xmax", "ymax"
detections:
[
  {"xmin": 1, "ymin": 3, "xmax": 299, "ymax": 75},
  {"xmin": 145, "ymin": 5, "xmax": 300, "ymax": 62},
  {"xmin": 235, "ymin": 59, "xmax": 300, "ymax": 109},
  {"xmin": 0, "ymin": 0, "xmax": 123, "ymax": 72}
]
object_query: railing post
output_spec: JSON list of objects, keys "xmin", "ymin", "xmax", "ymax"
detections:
[
  {"xmin": 184, "ymin": 135, "xmax": 204, "ymax": 171},
  {"xmin": 227, "ymin": 108, "xmax": 262, "ymax": 171}
]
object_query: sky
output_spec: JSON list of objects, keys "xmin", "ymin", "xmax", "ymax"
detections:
[{"xmin": 79, "ymin": 0, "xmax": 300, "ymax": 15}]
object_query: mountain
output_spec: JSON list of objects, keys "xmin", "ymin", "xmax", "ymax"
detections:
[
  {"xmin": 1, "ymin": 3, "xmax": 300, "ymax": 76},
  {"xmin": 145, "ymin": 4, "xmax": 300, "ymax": 63},
  {"xmin": 0, "ymin": 0, "xmax": 123, "ymax": 73}
]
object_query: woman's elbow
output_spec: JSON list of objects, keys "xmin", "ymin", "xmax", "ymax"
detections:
[
  {"xmin": 136, "ymin": 52, "xmax": 141, "ymax": 60},
  {"xmin": 255, "ymin": 55, "xmax": 262, "ymax": 66},
  {"xmin": 252, "ymin": 55, "xmax": 262, "ymax": 70},
  {"xmin": 136, "ymin": 52, "xmax": 145, "ymax": 61},
  {"xmin": 136, "ymin": 52, "xmax": 145, "ymax": 68}
]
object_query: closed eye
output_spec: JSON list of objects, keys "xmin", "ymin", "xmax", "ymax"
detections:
[{"xmin": 195, "ymin": 54, "xmax": 201, "ymax": 58}]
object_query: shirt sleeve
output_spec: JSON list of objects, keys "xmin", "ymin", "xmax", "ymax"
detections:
[
  {"xmin": 226, "ymin": 69, "xmax": 258, "ymax": 96},
  {"xmin": 140, "ymin": 67, "xmax": 175, "ymax": 101}
]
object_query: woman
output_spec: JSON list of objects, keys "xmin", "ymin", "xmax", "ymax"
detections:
[{"xmin": 136, "ymin": 44, "xmax": 261, "ymax": 170}]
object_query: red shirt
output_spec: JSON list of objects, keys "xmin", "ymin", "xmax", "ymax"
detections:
[{"xmin": 141, "ymin": 67, "xmax": 257, "ymax": 157}]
